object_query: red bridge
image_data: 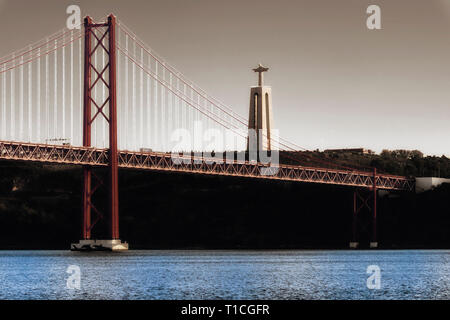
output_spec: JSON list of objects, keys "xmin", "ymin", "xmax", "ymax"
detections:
[{"xmin": 0, "ymin": 15, "xmax": 415, "ymax": 250}]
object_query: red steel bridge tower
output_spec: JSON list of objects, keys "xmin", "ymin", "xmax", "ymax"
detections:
[{"xmin": 71, "ymin": 15, "xmax": 127, "ymax": 251}]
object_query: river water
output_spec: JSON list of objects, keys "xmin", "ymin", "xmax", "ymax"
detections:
[{"xmin": 0, "ymin": 250, "xmax": 448, "ymax": 300}]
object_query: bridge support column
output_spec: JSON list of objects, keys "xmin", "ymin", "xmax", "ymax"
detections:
[
  {"xmin": 349, "ymin": 189, "xmax": 359, "ymax": 249},
  {"xmin": 370, "ymin": 168, "xmax": 378, "ymax": 248},
  {"xmin": 71, "ymin": 14, "xmax": 127, "ymax": 251},
  {"xmin": 82, "ymin": 167, "xmax": 91, "ymax": 240},
  {"xmin": 108, "ymin": 14, "xmax": 120, "ymax": 241},
  {"xmin": 349, "ymin": 169, "xmax": 378, "ymax": 249},
  {"xmin": 81, "ymin": 16, "xmax": 93, "ymax": 242}
]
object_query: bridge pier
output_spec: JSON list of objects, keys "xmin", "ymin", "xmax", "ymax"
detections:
[
  {"xmin": 349, "ymin": 188, "xmax": 377, "ymax": 249},
  {"xmin": 349, "ymin": 169, "xmax": 378, "ymax": 249},
  {"xmin": 371, "ymin": 168, "xmax": 378, "ymax": 249},
  {"xmin": 71, "ymin": 240, "xmax": 128, "ymax": 251}
]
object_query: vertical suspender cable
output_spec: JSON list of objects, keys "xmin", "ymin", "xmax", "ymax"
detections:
[
  {"xmin": 161, "ymin": 64, "xmax": 165, "ymax": 151},
  {"xmin": 19, "ymin": 55, "xmax": 23, "ymax": 140},
  {"xmin": 190, "ymin": 88, "xmax": 194, "ymax": 149},
  {"xmin": 154, "ymin": 61, "xmax": 158, "ymax": 150},
  {"xmin": 197, "ymin": 94, "xmax": 200, "ymax": 151},
  {"xmin": 132, "ymin": 39, "xmax": 136, "ymax": 150},
  {"xmin": 28, "ymin": 46, "xmax": 32, "ymax": 142},
  {"xmin": 1, "ymin": 64, "xmax": 5, "ymax": 139},
  {"xmin": 124, "ymin": 34, "xmax": 129, "ymax": 150},
  {"xmin": 46, "ymin": 41, "xmax": 49, "ymax": 142},
  {"xmin": 146, "ymin": 54, "xmax": 150, "ymax": 148},
  {"xmin": 183, "ymin": 83, "xmax": 187, "ymax": 132},
  {"xmin": 79, "ymin": 36, "xmax": 82, "ymax": 146},
  {"xmin": 196, "ymin": 93, "xmax": 199, "ymax": 128},
  {"xmin": 176, "ymin": 76, "xmax": 180, "ymax": 131},
  {"xmin": 54, "ymin": 39, "xmax": 58, "ymax": 140},
  {"xmin": 70, "ymin": 30, "xmax": 74, "ymax": 144},
  {"xmin": 117, "ymin": 28, "xmax": 121, "ymax": 149},
  {"xmin": 62, "ymin": 42, "xmax": 65, "ymax": 140},
  {"xmin": 169, "ymin": 72, "xmax": 173, "ymax": 149},
  {"xmin": 139, "ymin": 47, "xmax": 143, "ymax": 149},
  {"xmin": 37, "ymin": 48, "xmax": 41, "ymax": 142},
  {"xmin": 10, "ymin": 53, "xmax": 14, "ymax": 141}
]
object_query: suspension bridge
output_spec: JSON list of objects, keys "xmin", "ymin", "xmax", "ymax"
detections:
[{"xmin": 0, "ymin": 14, "xmax": 415, "ymax": 250}]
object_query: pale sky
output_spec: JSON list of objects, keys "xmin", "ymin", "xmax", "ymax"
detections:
[{"xmin": 1, "ymin": 0, "xmax": 450, "ymax": 156}]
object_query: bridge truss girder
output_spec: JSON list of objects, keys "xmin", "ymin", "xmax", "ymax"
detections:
[{"xmin": 0, "ymin": 141, "xmax": 415, "ymax": 192}]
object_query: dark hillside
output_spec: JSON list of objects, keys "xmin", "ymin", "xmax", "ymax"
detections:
[{"xmin": 0, "ymin": 149, "xmax": 449, "ymax": 249}]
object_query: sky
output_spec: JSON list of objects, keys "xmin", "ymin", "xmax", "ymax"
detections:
[{"xmin": 0, "ymin": 0, "xmax": 450, "ymax": 156}]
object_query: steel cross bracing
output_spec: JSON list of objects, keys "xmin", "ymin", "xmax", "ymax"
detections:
[
  {"xmin": 0, "ymin": 141, "xmax": 415, "ymax": 191},
  {"xmin": 82, "ymin": 15, "xmax": 120, "ymax": 240}
]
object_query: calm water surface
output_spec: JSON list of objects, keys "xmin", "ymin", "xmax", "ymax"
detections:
[{"xmin": 0, "ymin": 250, "xmax": 449, "ymax": 299}]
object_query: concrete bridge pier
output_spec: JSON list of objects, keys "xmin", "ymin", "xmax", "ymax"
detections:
[{"xmin": 71, "ymin": 239, "xmax": 128, "ymax": 251}]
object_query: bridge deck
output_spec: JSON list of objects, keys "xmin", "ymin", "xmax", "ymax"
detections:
[{"xmin": 0, "ymin": 141, "xmax": 415, "ymax": 191}]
